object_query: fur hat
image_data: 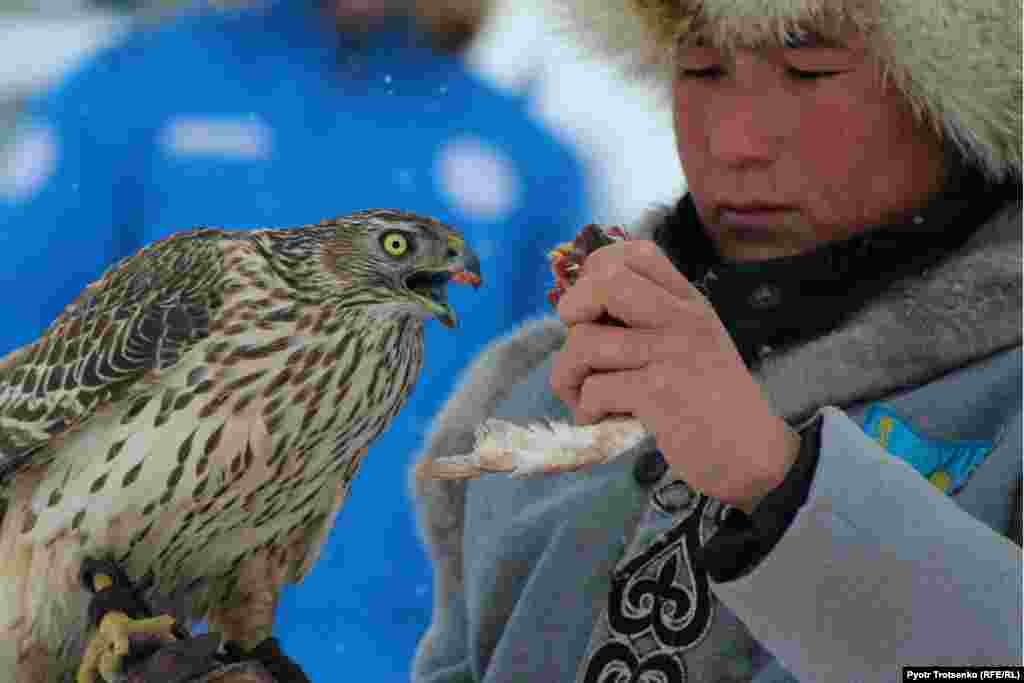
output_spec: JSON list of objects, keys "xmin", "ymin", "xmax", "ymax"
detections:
[
  {"xmin": 413, "ymin": 0, "xmax": 493, "ymax": 52},
  {"xmin": 558, "ymin": 0, "xmax": 1022, "ymax": 180}
]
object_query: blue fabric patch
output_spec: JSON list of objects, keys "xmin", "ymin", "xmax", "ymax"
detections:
[{"xmin": 862, "ymin": 404, "xmax": 995, "ymax": 493}]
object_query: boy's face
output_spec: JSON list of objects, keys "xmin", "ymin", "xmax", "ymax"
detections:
[{"xmin": 673, "ymin": 30, "xmax": 947, "ymax": 262}]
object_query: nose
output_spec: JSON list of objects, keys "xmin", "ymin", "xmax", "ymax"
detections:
[
  {"xmin": 707, "ymin": 96, "xmax": 790, "ymax": 168},
  {"xmin": 705, "ymin": 58, "xmax": 797, "ymax": 168}
]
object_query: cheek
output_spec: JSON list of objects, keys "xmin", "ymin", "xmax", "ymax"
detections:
[
  {"xmin": 672, "ymin": 86, "xmax": 705, "ymax": 169},
  {"xmin": 786, "ymin": 80, "xmax": 944, "ymax": 231},
  {"xmin": 672, "ymin": 83, "xmax": 715, "ymax": 208},
  {"xmin": 796, "ymin": 90, "xmax": 895, "ymax": 178}
]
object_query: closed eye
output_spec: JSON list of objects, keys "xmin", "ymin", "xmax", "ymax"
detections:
[
  {"xmin": 680, "ymin": 66, "xmax": 844, "ymax": 81},
  {"xmin": 787, "ymin": 67, "xmax": 843, "ymax": 80},
  {"xmin": 679, "ymin": 66, "xmax": 724, "ymax": 80}
]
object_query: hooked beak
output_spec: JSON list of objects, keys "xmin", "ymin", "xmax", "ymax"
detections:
[{"xmin": 405, "ymin": 233, "xmax": 483, "ymax": 328}]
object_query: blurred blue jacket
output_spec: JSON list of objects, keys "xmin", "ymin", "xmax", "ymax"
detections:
[{"xmin": 0, "ymin": 1, "xmax": 591, "ymax": 679}]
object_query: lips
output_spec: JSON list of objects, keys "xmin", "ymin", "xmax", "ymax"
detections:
[
  {"xmin": 721, "ymin": 202, "xmax": 793, "ymax": 211},
  {"xmin": 717, "ymin": 203, "xmax": 795, "ymax": 230}
]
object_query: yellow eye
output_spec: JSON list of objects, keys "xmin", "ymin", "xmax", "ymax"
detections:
[{"xmin": 382, "ymin": 232, "xmax": 409, "ymax": 257}]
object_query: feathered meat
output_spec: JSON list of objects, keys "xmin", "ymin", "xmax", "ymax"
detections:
[
  {"xmin": 417, "ymin": 222, "xmax": 650, "ymax": 482},
  {"xmin": 546, "ymin": 224, "xmax": 630, "ymax": 307}
]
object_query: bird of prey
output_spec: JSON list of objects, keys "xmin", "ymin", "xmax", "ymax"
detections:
[{"xmin": 0, "ymin": 209, "xmax": 481, "ymax": 683}]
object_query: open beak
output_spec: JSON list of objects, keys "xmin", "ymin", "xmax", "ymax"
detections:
[{"xmin": 406, "ymin": 233, "xmax": 483, "ymax": 328}]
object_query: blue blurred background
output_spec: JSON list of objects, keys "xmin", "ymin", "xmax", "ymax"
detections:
[{"xmin": 0, "ymin": 0, "xmax": 680, "ymax": 680}]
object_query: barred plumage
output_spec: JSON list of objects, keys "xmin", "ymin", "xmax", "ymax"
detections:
[{"xmin": 0, "ymin": 209, "xmax": 481, "ymax": 682}]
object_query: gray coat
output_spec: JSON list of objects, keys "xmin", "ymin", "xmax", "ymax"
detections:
[{"xmin": 411, "ymin": 201, "xmax": 1023, "ymax": 682}]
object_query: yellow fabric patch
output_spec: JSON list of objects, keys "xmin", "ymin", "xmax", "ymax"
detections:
[
  {"xmin": 927, "ymin": 469, "xmax": 953, "ymax": 493},
  {"xmin": 863, "ymin": 404, "xmax": 994, "ymax": 496}
]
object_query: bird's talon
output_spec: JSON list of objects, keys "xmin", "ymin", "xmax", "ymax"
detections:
[
  {"xmin": 77, "ymin": 612, "xmax": 179, "ymax": 682},
  {"xmin": 99, "ymin": 611, "xmax": 178, "ymax": 642}
]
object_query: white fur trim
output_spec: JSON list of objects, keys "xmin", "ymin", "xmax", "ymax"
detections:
[{"xmin": 556, "ymin": 0, "xmax": 1022, "ymax": 179}]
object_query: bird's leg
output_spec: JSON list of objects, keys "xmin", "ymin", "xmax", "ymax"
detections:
[
  {"xmin": 207, "ymin": 547, "xmax": 311, "ymax": 682},
  {"xmin": 206, "ymin": 586, "xmax": 278, "ymax": 654},
  {"xmin": 205, "ymin": 547, "xmax": 287, "ymax": 652},
  {"xmin": 15, "ymin": 642, "xmax": 55, "ymax": 683},
  {"xmin": 76, "ymin": 558, "xmax": 179, "ymax": 683}
]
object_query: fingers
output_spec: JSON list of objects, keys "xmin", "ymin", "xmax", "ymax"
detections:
[
  {"xmin": 551, "ymin": 323, "xmax": 655, "ymax": 409},
  {"xmin": 556, "ymin": 240, "xmax": 703, "ymax": 328},
  {"xmin": 586, "ymin": 240, "xmax": 699, "ymax": 301},
  {"xmin": 557, "ymin": 265, "xmax": 684, "ymax": 329},
  {"xmin": 572, "ymin": 369, "xmax": 648, "ymax": 425}
]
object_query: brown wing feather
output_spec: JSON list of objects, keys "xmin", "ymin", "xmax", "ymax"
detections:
[{"xmin": 0, "ymin": 229, "xmax": 241, "ymax": 483}]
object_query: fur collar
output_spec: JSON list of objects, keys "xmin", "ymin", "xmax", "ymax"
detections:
[{"xmin": 758, "ymin": 200, "xmax": 1021, "ymax": 421}]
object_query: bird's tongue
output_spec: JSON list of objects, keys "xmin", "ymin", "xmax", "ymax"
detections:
[{"xmin": 450, "ymin": 270, "xmax": 481, "ymax": 288}]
